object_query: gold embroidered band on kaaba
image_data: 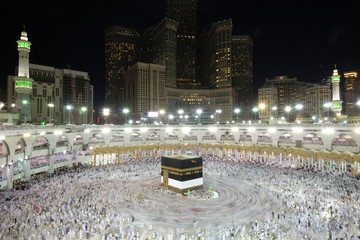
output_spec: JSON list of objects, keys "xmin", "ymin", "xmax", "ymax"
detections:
[{"xmin": 161, "ymin": 166, "xmax": 203, "ymax": 172}]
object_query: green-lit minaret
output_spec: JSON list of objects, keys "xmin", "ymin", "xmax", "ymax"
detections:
[
  {"xmin": 14, "ymin": 28, "xmax": 33, "ymax": 123},
  {"xmin": 330, "ymin": 65, "xmax": 343, "ymax": 116}
]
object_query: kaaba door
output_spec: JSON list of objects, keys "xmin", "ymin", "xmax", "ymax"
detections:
[{"xmin": 163, "ymin": 169, "xmax": 169, "ymax": 188}]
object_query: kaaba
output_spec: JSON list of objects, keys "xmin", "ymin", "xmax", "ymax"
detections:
[{"xmin": 161, "ymin": 155, "xmax": 203, "ymax": 193}]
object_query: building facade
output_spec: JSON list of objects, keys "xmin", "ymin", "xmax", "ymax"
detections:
[
  {"xmin": 123, "ymin": 62, "xmax": 166, "ymax": 121},
  {"xmin": 165, "ymin": 0, "xmax": 199, "ymax": 87},
  {"xmin": 231, "ymin": 35, "xmax": 254, "ymax": 110},
  {"xmin": 7, "ymin": 64, "xmax": 93, "ymax": 125},
  {"xmin": 258, "ymin": 76, "xmax": 331, "ymax": 121},
  {"xmin": 104, "ymin": 26, "xmax": 139, "ymax": 120},
  {"xmin": 344, "ymin": 71, "xmax": 359, "ymax": 114},
  {"xmin": 199, "ymin": 19, "xmax": 233, "ymax": 89}
]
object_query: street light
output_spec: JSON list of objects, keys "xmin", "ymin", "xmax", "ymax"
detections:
[
  {"xmin": 324, "ymin": 102, "xmax": 332, "ymax": 119},
  {"xmin": 234, "ymin": 108, "xmax": 240, "ymax": 123},
  {"xmin": 178, "ymin": 109, "xmax": 184, "ymax": 124},
  {"xmin": 103, "ymin": 108, "xmax": 110, "ymax": 124},
  {"xmin": 168, "ymin": 114, "xmax": 174, "ymax": 124},
  {"xmin": 123, "ymin": 108, "xmax": 129, "ymax": 124},
  {"xmin": 285, "ymin": 106, "xmax": 291, "ymax": 123},
  {"xmin": 47, "ymin": 103, "xmax": 54, "ymax": 124},
  {"xmin": 252, "ymin": 107, "xmax": 258, "ymax": 121},
  {"xmin": 11, "ymin": 103, "xmax": 16, "ymax": 113},
  {"xmin": 295, "ymin": 104, "xmax": 303, "ymax": 118},
  {"xmin": 272, "ymin": 106, "xmax": 278, "ymax": 123},
  {"xmin": 159, "ymin": 109, "xmax": 165, "ymax": 124},
  {"xmin": 215, "ymin": 109, "xmax": 222, "ymax": 124},
  {"xmin": 22, "ymin": 100, "xmax": 29, "ymax": 123},
  {"xmin": 196, "ymin": 109, "xmax": 202, "ymax": 124},
  {"xmin": 66, "ymin": 105, "xmax": 73, "ymax": 124},
  {"xmin": 80, "ymin": 107, "xmax": 87, "ymax": 124}
]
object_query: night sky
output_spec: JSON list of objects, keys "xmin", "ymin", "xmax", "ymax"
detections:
[{"xmin": 1, "ymin": 1, "xmax": 359, "ymax": 110}]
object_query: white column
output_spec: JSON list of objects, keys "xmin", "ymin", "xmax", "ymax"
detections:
[
  {"xmin": 23, "ymin": 159, "xmax": 31, "ymax": 181},
  {"xmin": 6, "ymin": 164, "xmax": 14, "ymax": 190},
  {"xmin": 48, "ymin": 154, "xmax": 55, "ymax": 174}
]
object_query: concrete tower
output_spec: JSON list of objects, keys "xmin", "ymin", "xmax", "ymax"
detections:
[
  {"xmin": 14, "ymin": 28, "xmax": 34, "ymax": 123},
  {"xmin": 330, "ymin": 65, "xmax": 343, "ymax": 116}
]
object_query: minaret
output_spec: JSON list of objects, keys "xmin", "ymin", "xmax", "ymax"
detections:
[
  {"xmin": 330, "ymin": 65, "xmax": 343, "ymax": 116},
  {"xmin": 14, "ymin": 26, "xmax": 34, "ymax": 123}
]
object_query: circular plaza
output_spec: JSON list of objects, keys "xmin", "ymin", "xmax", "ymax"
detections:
[{"xmin": 0, "ymin": 154, "xmax": 359, "ymax": 240}]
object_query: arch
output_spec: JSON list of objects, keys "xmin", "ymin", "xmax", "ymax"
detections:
[
  {"xmin": 202, "ymin": 132, "xmax": 216, "ymax": 140},
  {"xmin": 332, "ymin": 134, "xmax": 357, "ymax": 147},
  {"xmin": 0, "ymin": 165, "xmax": 6, "ymax": 180},
  {"xmin": 220, "ymin": 131, "xmax": 235, "ymax": 142},
  {"xmin": 130, "ymin": 132, "xmax": 142, "ymax": 141},
  {"xmin": 29, "ymin": 155, "xmax": 48, "ymax": 169},
  {"xmin": 89, "ymin": 133, "xmax": 105, "ymax": 144},
  {"xmin": 278, "ymin": 132, "xmax": 296, "ymax": 146},
  {"xmin": 164, "ymin": 132, "xmax": 178, "ymax": 140},
  {"xmin": 0, "ymin": 140, "xmax": 10, "ymax": 158},
  {"xmin": 184, "ymin": 134, "xmax": 197, "ymax": 141},
  {"xmin": 146, "ymin": 132, "xmax": 160, "ymax": 141},
  {"xmin": 56, "ymin": 135, "xmax": 69, "ymax": 147},
  {"xmin": 110, "ymin": 132, "xmax": 124, "ymax": 142},
  {"xmin": 15, "ymin": 138, "xmax": 26, "ymax": 154},
  {"xmin": 74, "ymin": 134, "xmax": 84, "ymax": 145},
  {"xmin": 257, "ymin": 132, "xmax": 272, "ymax": 144},
  {"xmin": 32, "ymin": 136, "xmax": 49, "ymax": 151},
  {"xmin": 303, "ymin": 133, "xmax": 323, "ymax": 145},
  {"xmin": 12, "ymin": 160, "xmax": 24, "ymax": 175},
  {"xmin": 239, "ymin": 132, "xmax": 252, "ymax": 142}
]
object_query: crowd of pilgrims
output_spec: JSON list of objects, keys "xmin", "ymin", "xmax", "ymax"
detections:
[{"xmin": 0, "ymin": 149, "xmax": 359, "ymax": 240}]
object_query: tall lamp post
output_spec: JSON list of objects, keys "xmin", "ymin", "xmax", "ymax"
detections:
[
  {"xmin": 234, "ymin": 108, "xmax": 240, "ymax": 123},
  {"xmin": 48, "ymin": 103, "xmax": 54, "ymax": 124},
  {"xmin": 22, "ymin": 100, "xmax": 29, "ymax": 124},
  {"xmin": 285, "ymin": 106, "xmax": 291, "ymax": 123},
  {"xmin": 295, "ymin": 104, "xmax": 303, "ymax": 120},
  {"xmin": 103, "ymin": 108, "xmax": 110, "ymax": 124},
  {"xmin": 272, "ymin": 106, "xmax": 278, "ymax": 123},
  {"xmin": 159, "ymin": 109, "xmax": 165, "ymax": 124},
  {"xmin": 252, "ymin": 107, "xmax": 258, "ymax": 121},
  {"xmin": 178, "ymin": 109, "xmax": 184, "ymax": 124},
  {"xmin": 196, "ymin": 109, "xmax": 202, "ymax": 124},
  {"xmin": 215, "ymin": 109, "xmax": 222, "ymax": 124},
  {"xmin": 324, "ymin": 102, "xmax": 332, "ymax": 120},
  {"xmin": 66, "ymin": 105, "xmax": 73, "ymax": 124},
  {"xmin": 80, "ymin": 107, "xmax": 87, "ymax": 124},
  {"xmin": 123, "ymin": 108, "xmax": 129, "ymax": 124}
]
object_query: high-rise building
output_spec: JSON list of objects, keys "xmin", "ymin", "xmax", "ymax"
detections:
[
  {"xmin": 344, "ymin": 71, "xmax": 359, "ymax": 114},
  {"xmin": 123, "ymin": 62, "xmax": 166, "ymax": 120},
  {"xmin": 104, "ymin": 26, "xmax": 139, "ymax": 120},
  {"xmin": 232, "ymin": 35, "xmax": 253, "ymax": 108},
  {"xmin": 199, "ymin": 19, "xmax": 233, "ymax": 89},
  {"xmin": 165, "ymin": 0, "xmax": 199, "ymax": 87},
  {"xmin": 152, "ymin": 18, "xmax": 178, "ymax": 88}
]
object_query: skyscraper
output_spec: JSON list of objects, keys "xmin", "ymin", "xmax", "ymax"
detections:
[
  {"xmin": 344, "ymin": 71, "xmax": 359, "ymax": 114},
  {"xmin": 151, "ymin": 18, "xmax": 178, "ymax": 88},
  {"xmin": 165, "ymin": 0, "xmax": 199, "ymax": 87},
  {"xmin": 199, "ymin": 19, "xmax": 233, "ymax": 89},
  {"xmin": 104, "ymin": 26, "xmax": 139, "ymax": 120},
  {"xmin": 232, "ymin": 35, "xmax": 253, "ymax": 108}
]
